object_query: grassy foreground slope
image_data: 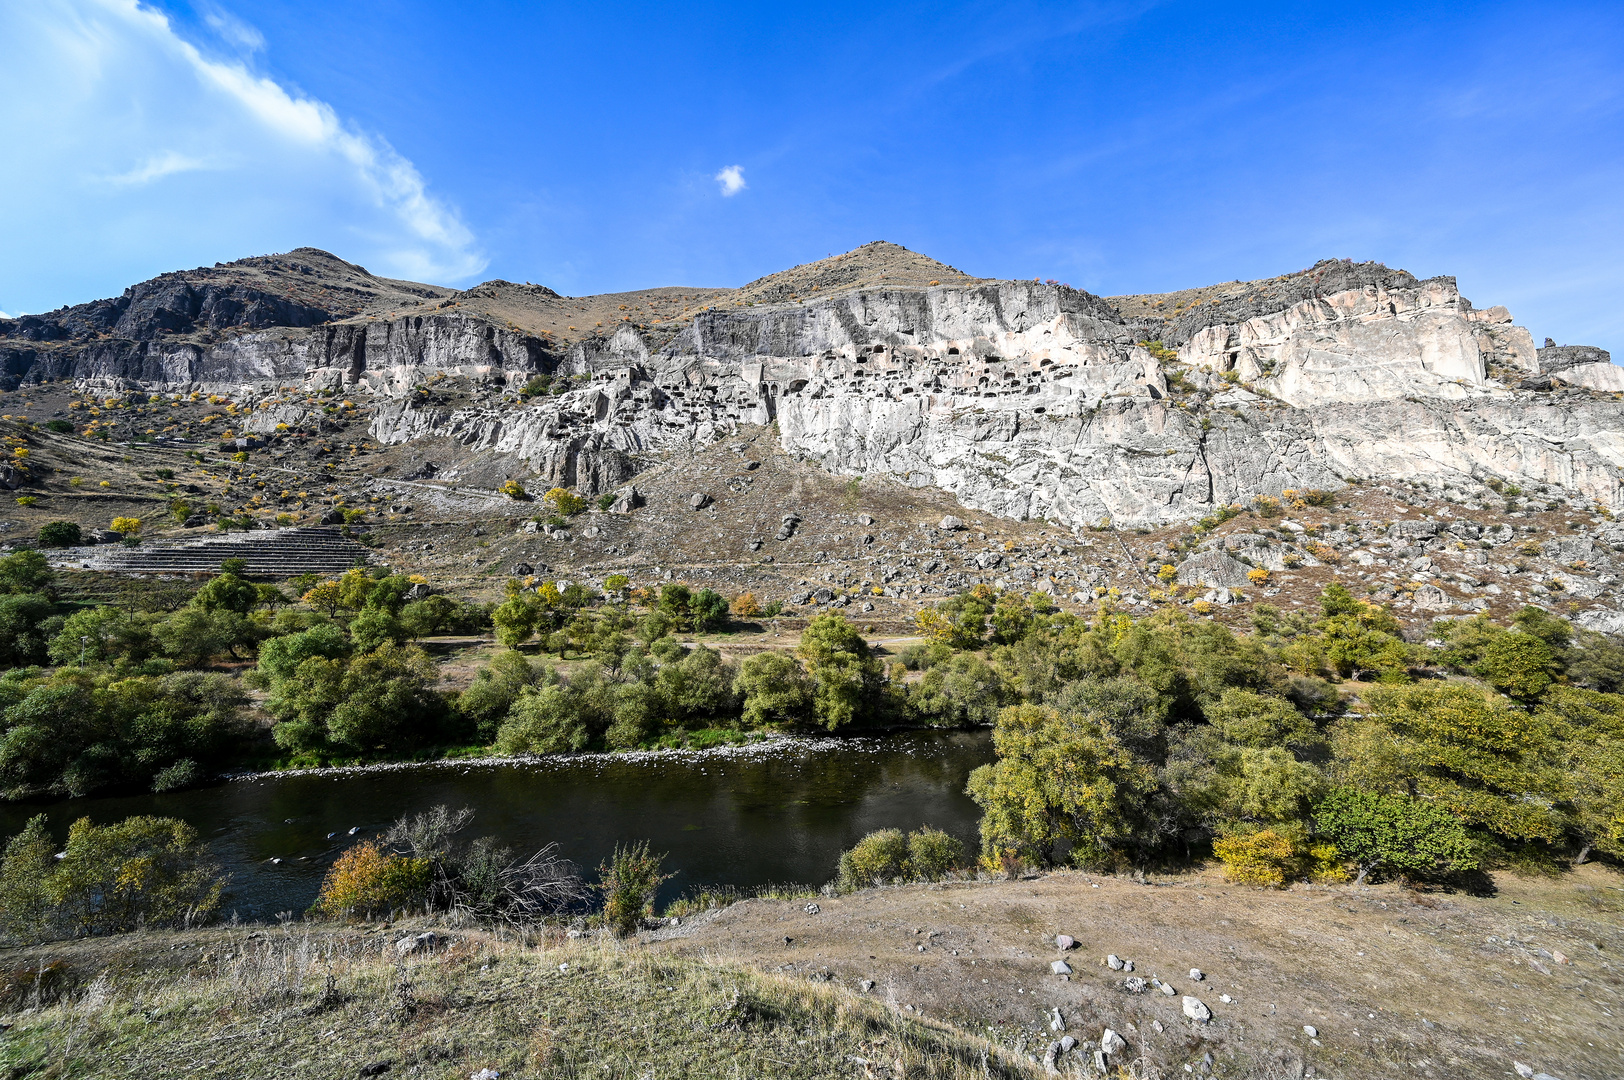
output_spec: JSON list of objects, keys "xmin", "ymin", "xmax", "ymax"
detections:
[{"xmin": 0, "ymin": 926, "xmax": 1037, "ymax": 1080}]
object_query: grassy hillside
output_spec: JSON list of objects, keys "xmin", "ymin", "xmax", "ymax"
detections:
[{"xmin": 0, "ymin": 924, "xmax": 1038, "ymax": 1080}]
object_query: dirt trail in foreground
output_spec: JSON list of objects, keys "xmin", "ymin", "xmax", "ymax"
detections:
[{"xmin": 654, "ymin": 866, "xmax": 1624, "ymax": 1080}]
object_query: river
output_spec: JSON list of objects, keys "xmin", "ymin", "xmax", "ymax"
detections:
[{"xmin": 0, "ymin": 730, "xmax": 993, "ymax": 919}]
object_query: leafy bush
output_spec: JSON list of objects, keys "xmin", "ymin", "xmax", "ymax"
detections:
[
  {"xmin": 256, "ymin": 639, "xmax": 446, "ymax": 758},
  {"xmin": 836, "ymin": 826, "xmax": 963, "ymax": 888},
  {"xmin": 1211, "ymin": 828, "xmax": 1299, "ymax": 887},
  {"xmin": 312, "ymin": 840, "xmax": 432, "ymax": 917},
  {"xmin": 599, "ymin": 841, "xmax": 671, "ymax": 937},
  {"xmin": 500, "ymin": 479, "xmax": 528, "ymax": 500},
  {"xmin": 906, "ymin": 826, "xmax": 963, "ymax": 881},
  {"xmin": 110, "ymin": 516, "xmax": 141, "ymax": 536},
  {"xmin": 734, "ymin": 652, "xmax": 812, "ymax": 727},
  {"xmin": 837, "ymin": 828, "xmax": 908, "ymax": 887},
  {"xmin": 543, "ymin": 487, "xmax": 587, "ymax": 516},
  {"xmin": 796, "ymin": 614, "xmax": 884, "ymax": 730},
  {"xmin": 1, "ymin": 814, "xmax": 223, "ymax": 942},
  {"xmin": 1313, "ymin": 787, "xmax": 1477, "ymax": 883},
  {"xmin": 0, "ymin": 669, "xmax": 245, "ymax": 797},
  {"xmin": 36, "ymin": 521, "xmax": 80, "ymax": 548}
]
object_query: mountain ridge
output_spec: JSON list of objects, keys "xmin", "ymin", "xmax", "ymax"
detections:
[{"xmin": 2, "ymin": 242, "xmax": 1619, "ymax": 532}]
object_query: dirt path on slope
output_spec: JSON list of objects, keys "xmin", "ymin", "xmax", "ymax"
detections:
[{"xmin": 652, "ymin": 865, "xmax": 1624, "ymax": 1080}]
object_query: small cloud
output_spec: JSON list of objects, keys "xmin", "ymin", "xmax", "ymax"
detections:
[
  {"xmin": 714, "ymin": 165, "xmax": 746, "ymax": 196},
  {"xmin": 202, "ymin": 5, "xmax": 265, "ymax": 53},
  {"xmin": 0, "ymin": 311, "xmax": 13, "ymax": 319},
  {"xmin": 106, "ymin": 151, "xmax": 209, "ymax": 186}
]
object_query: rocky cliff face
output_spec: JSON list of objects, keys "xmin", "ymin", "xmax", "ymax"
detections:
[{"xmin": 6, "ymin": 249, "xmax": 1621, "ymax": 528}]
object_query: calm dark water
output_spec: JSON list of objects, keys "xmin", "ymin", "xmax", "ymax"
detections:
[{"xmin": 0, "ymin": 731, "xmax": 992, "ymax": 919}]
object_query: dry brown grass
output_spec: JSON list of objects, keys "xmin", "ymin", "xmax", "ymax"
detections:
[{"xmin": 0, "ymin": 922, "xmax": 1048, "ymax": 1079}]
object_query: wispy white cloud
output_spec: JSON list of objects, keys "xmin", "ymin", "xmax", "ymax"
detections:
[
  {"xmin": 714, "ymin": 165, "xmax": 746, "ymax": 196},
  {"xmin": 0, "ymin": 0, "xmax": 484, "ymax": 311},
  {"xmin": 201, "ymin": 3, "xmax": 264, "ymax": 53},
  {"xmin": 104, "ymin": 149, "xmax": 211, "ymax": 185}
]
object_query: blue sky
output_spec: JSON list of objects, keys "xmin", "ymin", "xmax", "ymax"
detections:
[{"xmin": 2, "ymin": 1, "xmax": 1622, "ymax": 354}]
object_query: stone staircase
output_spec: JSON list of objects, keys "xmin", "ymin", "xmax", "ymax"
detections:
[{"xmin": 97, "ymin": 527, "xmax": 375, "ymax": 576}]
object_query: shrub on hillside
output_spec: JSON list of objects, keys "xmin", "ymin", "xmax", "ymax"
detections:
[
  {"xmin": 836, "ymin": 826, "xmax": 964, "ymax": 889},
  {"xmin": 0, "ymin": 813, "xmax": 223, "ymax": 942},
  {"xmin": 599, "ymin": 841, "xmax": 671, "ymax": 937},
  {"xmin": 1313, "ymin": 787, "xmax": 1477, "ymax": 884},
  {"xmin": 312, "ymin": 839, "xmax": 432, "ymax": 918},
  {"xmin": 36, "ymin": 521, "xmax": 80, "ymax": 548}
]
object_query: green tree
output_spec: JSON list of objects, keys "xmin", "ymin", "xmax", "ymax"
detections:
[
  {"xmin": 1535, "ymin": 686, "xmax": 1624, "ymax": 863},
  {"xmin": 907, "ymin": 652, "xmax": 1004, "ymax": 726},
  {"xmin": 151, "ymin": 607, "xmax": 257, "ymax": 667},
  {"xmin": 1478, "ymin": 632, "xmax": 1557, "ymax": 700},
  {"xmin": 654, "ymin": 645, "xmax": 736, "ymax": 724},
  {"xmin": 1, "ymin": 814, "xmax": 223, "ymax": 940},
  {"xmin": 0, "ymin": 592, "xmax": 58, "ymax": 668},
  {"xmin": 350, "ymin": 605, "xmax": 406, "ymax": 652},
  {"xmin": 0, "ymin": 814, "xmax": 55, "ymax": 941},
  {"xmin": 36, "ymin": 521, "xmax": 81, "ymax": 548},
  {"xmin": 1314, "ymin": 787, "xmax": 1478, "ymax": 883},
  {"xmin": 458, "ymin": 651, "xmax": 550, "ymax": 741},
  {"xmin": 990, "ymin": 591, "xmax": 1033, "ymax": 645},
  {"xmin": 688, "ymin": 588, "xmax": 729, "ymax": 633},
  {"xmin": 492, "ymin": 584, "xmax": 545, "ymax": 649},
  {"xmin": 0, "ymin": 550, "xmax": 53, "ymax": 596},
  {"xmin": 401, "ymin": 594, "xmax": 456, "ymax": 639},
  {"xmin": 966, "ymin": 702, "xmax": 1157, "ymax": 870},
  {"xmin": 495, "ymin": 683, "xmax": 595, "ymax": 754},
  {"xmin": 797, "ymin": 614, "xmax": 883, "ymax": 730},
  {"xmin": 657, "ymin": 583, "xmax": 693, "ymax": 629},
  {"xmin": 1337, "ymin": 684, "xmax": 1562, "ymax": 844},
  {"xmin": 48, "ymin": 605, "xmax": 152, "ymax": 666},
  {"xmin": 191, "ymin": 571, "xmax": 260, "ymax": 614},
  {"xmin": 734, "ymin": 652, "xmax": 813, "ymax": 727}
]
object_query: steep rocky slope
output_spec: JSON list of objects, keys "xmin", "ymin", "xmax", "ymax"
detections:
[{"xmin": 4, "ymin": 245, "xmax": 1620, "ymax": 533}]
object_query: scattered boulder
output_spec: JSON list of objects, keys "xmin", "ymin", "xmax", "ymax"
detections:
[
  {"xmin": 1182, "ymin": 996, "xmax": 1211, "ymax": 1023},
  {"xmin": 1106, "ymin": 954, "xmax": 1124, "ymax": 971},
  {"xmin": 394, "ymin": 932, "xmax": 439, "ymax": 956},
  {"xmin": 0, "ymin": 464, "xmax": 23, "ymax": 490},
  {"xmin": 689, "ymin": 492, "xmax": 713, "ymax": 510},
  {"xmin": 857, "ymin": 514, "xmax": 873, "ymax": 526},
  {"xmin": 1176, "ymin": 551, "xmax": 1252, "ymax": 589},
  {"xmin": 939, "ymin": 515, "xmax": 964, "ymax": 531},
  {"xmin": 511, "ymin": 563, "xmax": 534, "ymax": 576},
  {"xmin": 359, "ymin": 1062, "xmax": 392, "ymax": 1077},
  {"xmin": 1050, "ymin": 960, "xmax": 1073, "ymax": 975},
  {"xmin": 1410, "ymin": 584, "xmax": 1451, "ymax": 611},
  {"xmin": 1189, "ymin": 968, "xmax": 1204, "ymax": 981},
  {"xmin": 1123, "ymin": 977, "xmax": 1148, "ymax": 994},
  {"xmin": 859, "ymin": 979, "xmax": 874, "ymax": 993},
  {"xmin": 608, "ymin": 486, "xmax": 644, "ymax": 514},
  {"xmin": 1055, "ymin": 934, "xmax": 1076, "ymax": 951},
  {"xmin": 1101, "ymin": 1029, "xmax": 1127, "ymax": 1056},
  {"xmin": 320, "ymin": 509, "xmax": 345, "ymax": 525},
  {"xmin": 1303, "ymin": 1025, "xmax": 1318, "ymax": 1038}
]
